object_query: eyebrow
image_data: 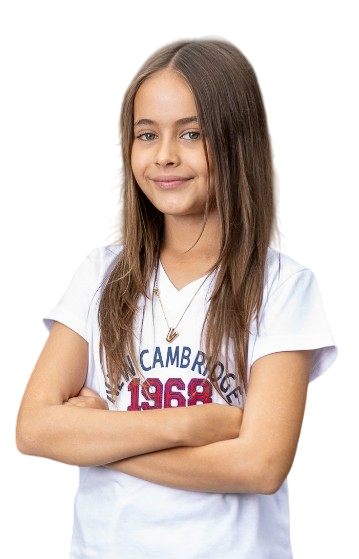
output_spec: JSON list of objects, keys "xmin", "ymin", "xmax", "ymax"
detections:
[{"xmin": 133, "ymin": 116, "xmax": 198, "ymax": 128}]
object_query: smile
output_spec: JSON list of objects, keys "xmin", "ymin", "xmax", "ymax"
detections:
[{"xmin": 150, "ymin": 175, "xmax": 193, "ymax": 190}]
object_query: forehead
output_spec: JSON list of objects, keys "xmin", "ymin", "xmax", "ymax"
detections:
[{"xmin": 133, "ymin": 70, "xmax": 197, "ymax": 122}]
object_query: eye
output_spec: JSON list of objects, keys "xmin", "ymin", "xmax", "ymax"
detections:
[
  {"xmin": 181, "ymin": 131, "xmax": 202, "ymax": 140},
  {"xmin": 137, "ymin": 132, "xmax": 157, "ymax": 141}
]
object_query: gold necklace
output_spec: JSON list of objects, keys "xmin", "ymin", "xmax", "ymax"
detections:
[{"xmin": 154, "ymin": 272, "xmax": 210, "ymax": 343}]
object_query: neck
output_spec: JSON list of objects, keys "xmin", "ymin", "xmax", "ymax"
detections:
[{"xmin": 162, "ymin": 208, "xmax": 221, "ymax": 260}]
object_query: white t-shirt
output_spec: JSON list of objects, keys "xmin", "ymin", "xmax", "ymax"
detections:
[{"xmin": 44, "ymin": 245, "xmax": 337, "ymax": 559}]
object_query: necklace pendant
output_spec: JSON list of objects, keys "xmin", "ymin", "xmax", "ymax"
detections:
[{"xmin": 166, "ymin": 327, "xmax": 179, "ymax": 343}]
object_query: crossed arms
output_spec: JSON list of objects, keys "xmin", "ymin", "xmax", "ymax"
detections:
[{"xmin": 16, "ymin": 322, "xmax": 311, "ymax": 495}]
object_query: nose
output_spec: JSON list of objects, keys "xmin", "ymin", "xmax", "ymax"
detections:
[{"xmin": 155, "ymin": 137, "xmax": 180, "ymax": 167}]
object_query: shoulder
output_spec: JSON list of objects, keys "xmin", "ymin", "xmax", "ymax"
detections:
[
  {"xmin": 253, "ymin": 247, "xmax": 337, "ymax": 381},
  {"xmin": 60, "ymin": 244, "xmax": 123, "ymax": 302},
  {"xmin": 260, "ymin": 247, "xmax": 321, "ymax": 321},
  {"xmin": 86, "ymin": 244, "xmax": 122, "ymax": 266},
  {"xmin": 265, "ymin": 247, "xmax": 313, "ymax": 294},
  {"xmin": 103, "ymin": 244, "xmax": 123, "ymax": 259}
]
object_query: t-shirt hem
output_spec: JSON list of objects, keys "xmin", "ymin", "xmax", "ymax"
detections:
[
  {"xmin": 251, "ymin": 334, "xmax": 338, "ymax": 382},
  {"xmin": 43, "ymin": 307, "xmax": 89, "ymax": 342}
]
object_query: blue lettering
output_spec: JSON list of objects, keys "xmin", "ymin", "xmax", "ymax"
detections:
[
  {"xmin": 180, "ymin": 346, "xmax": 191, "ymax": 368},
  {"xmin": 152, "ymin": 346, "xmax": 164, "ymax": 368},
  {"xmin": 122, "ymin": 355, "xmax": 137, "ymax": 381},
  {"xmin": 220, "ymin": 371, "xmax": 234, "ymax": 394},
  {"xmin": 140, "ymin": 349, "xmax": 151, "ymax": 372},
  {"xmin": 214, "ymin": 362, "xmax": 225, "ymax": 382},
  {"xmin": 165, "ymin": 346, "xmax": 179, "ymax": 368},
  {"xmin": 191, "ymin": 350, "xmax": 207, "ymax": 377},
  {"xmin": 226, "ymin": 387, "xmax": 241, "ymax": 405}
]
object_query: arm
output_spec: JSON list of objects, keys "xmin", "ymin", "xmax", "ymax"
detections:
[
  {"xmin": 16, "ymin": 322, "xmax": 242, "ymax": 466},
  {"xmin": 106, "ymin": 350, "xmax": 312, "ymax": 494}
]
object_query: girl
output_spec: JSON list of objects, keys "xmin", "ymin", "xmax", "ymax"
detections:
[{"xmin": 16, "ymin": 39, "xmax": 337, "ymax": 558}]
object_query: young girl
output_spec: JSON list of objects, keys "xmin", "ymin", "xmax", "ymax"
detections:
[{"xmin": 16, "ymin": 39, "xmax": 337, "ymax": 558}]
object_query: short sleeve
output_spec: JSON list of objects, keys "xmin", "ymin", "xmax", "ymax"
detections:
[
  {"xmin": 43, "ymin": 247, "xmax": 107, "ymax": 341},
  {"xmin": 251, "ymin": 268, "xmax": 337, "ymax": 382}
]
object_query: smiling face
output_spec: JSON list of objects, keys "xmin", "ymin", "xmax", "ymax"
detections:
[{"xmin": 131, "ymin": 69, "xmax": 214, "ymax": 220}]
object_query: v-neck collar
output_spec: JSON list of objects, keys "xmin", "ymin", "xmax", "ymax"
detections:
[{"xmin": 158, "ymin": 260, "xmax": 212, "ymax": 296}]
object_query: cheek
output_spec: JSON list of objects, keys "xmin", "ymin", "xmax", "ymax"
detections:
[{"xmin": 131, "ymin": 148, "xmax": 154, "ymax": 189}]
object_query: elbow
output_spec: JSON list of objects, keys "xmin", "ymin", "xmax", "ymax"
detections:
[
  {"xmin": 245, "ymin": 474, "xmax": 284, "ymax": 496},
  {"xmin": 229, "ymin": 439, "xmax": 292, "ymax": 495},
  {"xmin": 252, "ymin": 459, "xmax": 288, "ymax": 495},
  {"xmin": 16, "ymin": 425, "xmax": 35, "ymax": 456},
  {"xmin": 15, "ymin": 438, "xmax": 33, "ymax": 456},
  {"xmin": 16, "ymin": 413, "xmax": 45, "ymax": 457},
  {"xmin": 255, "ymin": 476, "xmax": 284, "ymax": 496}
]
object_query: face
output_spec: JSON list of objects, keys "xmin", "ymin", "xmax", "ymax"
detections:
[{"xmin": 131, "ymin": 69, "xmax": 214, "ymax": 219}]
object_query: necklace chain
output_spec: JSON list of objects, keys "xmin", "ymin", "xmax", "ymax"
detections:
[{"xmin": 154, "ymin": 273, "xmax": 209, "ymax": 343}]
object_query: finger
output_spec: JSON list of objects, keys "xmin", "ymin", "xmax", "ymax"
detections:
[{"xmin": 79, "ymin": 387, "xmax": 100, "ymax": 398}]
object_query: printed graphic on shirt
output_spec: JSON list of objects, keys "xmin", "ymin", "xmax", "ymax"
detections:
[{"xmin": 105, "ymin": 344, "xmax": 243, "ymax": 408}]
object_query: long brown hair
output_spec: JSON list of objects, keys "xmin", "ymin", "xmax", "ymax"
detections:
[{"xmin": 99, "ymin": 39, "xmax": 274, "ymax": 403}]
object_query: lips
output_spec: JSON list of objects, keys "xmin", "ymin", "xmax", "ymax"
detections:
[
  {"xmin": 152, "ymin": 175, "xmax": 190, "ymax": 181},
  {"xmin": 150, "ymin": 175, "xmax": 192, "ymax": 189}
]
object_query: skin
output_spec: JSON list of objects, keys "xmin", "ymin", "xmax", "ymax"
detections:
[{"xmin": 131, "ymin": 69, "xmax": 220, "ymax": 288}]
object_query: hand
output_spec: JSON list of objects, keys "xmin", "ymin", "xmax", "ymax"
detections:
[
  {"xmin": 64, "ymin": 387, "xmax": 109, "ymax": 410},
  {"xmin": 182, "ymin": 403, "xmax": 243, "ymax": 447}
]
